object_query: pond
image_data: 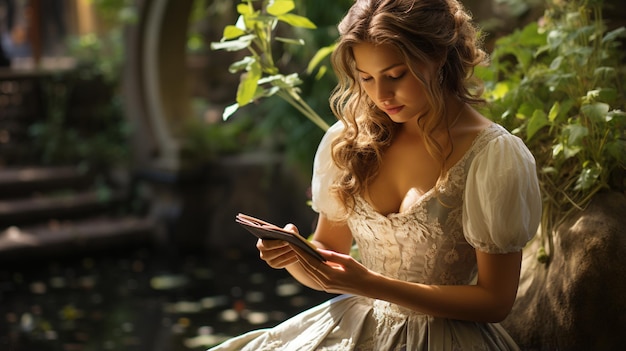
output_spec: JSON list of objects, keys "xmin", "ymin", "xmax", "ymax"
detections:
[{"xmin": 0, "ymin": 246, "xmax": 333, "ymax": 351}]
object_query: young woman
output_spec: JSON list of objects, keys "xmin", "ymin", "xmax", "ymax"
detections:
[{"xmin": 210, "ymin": 0, "xmax": 541, "ymax": 349}]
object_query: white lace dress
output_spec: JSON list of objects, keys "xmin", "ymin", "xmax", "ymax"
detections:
[{"xmin": 209, "ymin": 122, "xmax": 542, "ymax": 351}]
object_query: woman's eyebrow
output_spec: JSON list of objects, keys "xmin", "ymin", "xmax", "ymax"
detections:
[{"xmin": 355, "ymin": 63, "xmax": 405, "ymax": 74}]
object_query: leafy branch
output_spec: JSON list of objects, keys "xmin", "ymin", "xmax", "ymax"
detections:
[
  {"xmin": 211, "ymin": 0, "xmax": 330, "ymax": 131},
  {"xmin": 477, "ymin": 0, "xmax": 626, "ymax": 263}
]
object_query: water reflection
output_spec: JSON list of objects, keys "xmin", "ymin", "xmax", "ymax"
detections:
[{"xmin": 0, "ymin": 247, "xmax": 332, "ymax": 350}]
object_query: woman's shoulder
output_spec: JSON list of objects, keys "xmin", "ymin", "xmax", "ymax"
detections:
[{"xmin": 473, "ymin": 123, "xmax": 533, "ymax": 158}]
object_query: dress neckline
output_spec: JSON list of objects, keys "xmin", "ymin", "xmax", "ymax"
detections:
[{"xmin": 359, "ymin": 123, "xmax": 501, "ymax": 219}]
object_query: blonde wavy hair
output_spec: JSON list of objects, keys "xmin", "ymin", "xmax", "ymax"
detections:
[{"xmin": 329, "ymin": 0, "xmax": 487, "ymax": 215}]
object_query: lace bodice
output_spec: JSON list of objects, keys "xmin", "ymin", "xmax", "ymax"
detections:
[{"xmin": 313, "ymin": 122, "xmax": 542, "ymax": 286}]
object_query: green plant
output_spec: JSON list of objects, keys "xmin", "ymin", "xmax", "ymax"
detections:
[
  {"xmin": 476, "ymin": 0, "xmax": 626, "ymax": 263},
  {"xmin": 210, "ymin": 0, "xmax": 330, "ymax": 131},
  {"xmin": 28, "ymin": 0, "xmax": 137, "ymax": 169},
  {"xmin": 29, "ymin": 73, "xmax": 131, "ymax": 170},
  {"xmin": 179, "ymin": 114, "xmax": 260, "ymax": 167}
]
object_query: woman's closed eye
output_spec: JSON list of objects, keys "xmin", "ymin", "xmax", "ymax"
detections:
[
  {"xmin": 388, "ymin": 71, "xmax": 406, "ymax": 80},
  {"xmin": 359, "ymin": 72, "xmax": 406, "ymax": 83}
]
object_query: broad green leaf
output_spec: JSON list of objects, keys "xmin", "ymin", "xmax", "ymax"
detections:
[
  {"xmin": 236, "ymin": 61, "xmax": 262, "ymax": 106},
  {"xmin": 526, "ymin": 109, "xmax": 549, "ymax": 141},
  {"xmin": 552, "ymin": 143, "xmax": 564, "ymax": 158},
  {"xmin": 490, "ymin": 82, "xmax": 510, "ymax": 100},
  {"xmin": 581, "ymin": 102, "xmax": 609, "ymax": 123},
  {"xmin": 594, "ymin": 67, "xmax": 615, "ymax": 81},
  {"xmin": 516, "ymin": 103, "xmax": 535, "ymax": 120},
  {"xmin": 267, "ymin": 0, "xmax": 295, "ymax": 16},
  {"xmin": 575, "ymin": 165, "xmax": 601, "ymax": 191},
  {"xmin": 549, "ymin": 56, "xmax": 563, "ymax": 70},
  {"xmin": 307, "ymin": 44, "xmax": 336, "ymax": 74},
  {"xmin": 473, "ymin": 64, "xmax": 494, "ymax": 83},
  {"xmin": 607, "ymin": 110, "xmax": 626, "ymax": 124},
  {"xmin": 602, "ymin": 27, "xmax": 626, "ymax": 44},
  {"xmin": 223, "ymin": 25, "xmax": 246, "ymax": 40},
  {"xmin": 563, "ymin": 145, "xmax": 581, "ymax": 159},
  {"xmin": 547, "ymin": 29, "xmax": 565, "ymax": 50},
  {"xmin": 237, "ymin": 3, "xmax": 251, "ymax": 15},
  {"xmin": 277, "ymin": 13, "xmax": 316, "ymax": 29},
  {"xmin": 548, "ymin": 101, "xmax": 560, "ymax": 122},
  {"xmin": 606, "ymin": 139, "xmax": 626, "ymax": 164},
  {"xmin": 564, "ymin": 124, "xmax": 588, "ymax": 146},
  {"xmin": 597, "ymin": 88, "xmax": 617, "ymax": 104}
]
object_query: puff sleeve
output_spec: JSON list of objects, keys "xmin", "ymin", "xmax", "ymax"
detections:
[
  {"xmin": 463, "ymin": 134, "xmax": 542, "ymax": 253},
  {"xmin": 310, "ymin": 121, "xmax": 345, "ymax": 220}
]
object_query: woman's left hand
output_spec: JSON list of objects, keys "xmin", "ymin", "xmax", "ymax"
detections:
[{"xmin": 289, "ymin": 244, "xmax": 374, "ymax": 295}]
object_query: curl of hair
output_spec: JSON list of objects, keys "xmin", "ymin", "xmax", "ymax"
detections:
[{"xmin": 328, "ymin": 0, "xmax": 487, "ymax": 217}]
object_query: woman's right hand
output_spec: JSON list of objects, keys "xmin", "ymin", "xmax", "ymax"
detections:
[{"xmin": 256, "ymin": 223, "xmax": 300, "ymax": 269}]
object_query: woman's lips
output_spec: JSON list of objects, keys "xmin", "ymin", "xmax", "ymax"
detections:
[{"xmin": 384, "ymin": 105, "xmax": 404, "ymax": 115}]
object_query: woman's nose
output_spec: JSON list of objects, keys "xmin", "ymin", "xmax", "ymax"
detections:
[{"xmin": 375, "ymin": 82, "xmax": 393, "ymax": 101}]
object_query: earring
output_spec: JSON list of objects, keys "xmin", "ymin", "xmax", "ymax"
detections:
[{"xmin": 438, "ymin": 70, "xmax": 444, "ymax": 85}]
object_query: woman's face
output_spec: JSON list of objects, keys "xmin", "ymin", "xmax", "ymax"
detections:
[{"xmin": 352, "ymin": 42, "xmax": 434, "ymax": 124}]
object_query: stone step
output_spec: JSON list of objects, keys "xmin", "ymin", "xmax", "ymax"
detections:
[
  {"xmin": 0, "ymin": 216, "xmax": 158, "ymax": 261},
  {"xmin": 0, "ymin": 189, "xmax": 125, "ymax": 227},
  {"xmin": 0, "ymin": 166, "xmax": 94, "ymax": 199}
]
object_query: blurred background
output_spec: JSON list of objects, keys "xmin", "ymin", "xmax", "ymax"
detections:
[{"xmin": 0, "ymin": 0, "xmax": 623, "ymax": 350}]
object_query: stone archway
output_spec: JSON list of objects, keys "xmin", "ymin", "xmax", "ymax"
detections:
[{"xmin": 123, "ymin": 0, "xmax": 194, "ymax": 172}]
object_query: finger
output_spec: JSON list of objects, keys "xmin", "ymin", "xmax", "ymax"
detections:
[
  {"xmin": 289, "ymin": 244, "xmax": 332, "ymax": 281},
  {"xmin": 267, "ymin": 253, "xmax": 298, "ymax": 268},
  {"xmin": 256, "ymin": 238, "xmax": 289, "ymax": 250},
  {"xmin": 317, "ymin": 249, "xmax": 351, "ymax": 267},
  {"xmin": 283, "ymin": 223, "xmax": 299, "ymax": 234},
  {"xmin": 257, "ymin": 239, "xmax": 296, "ymax": 267}
]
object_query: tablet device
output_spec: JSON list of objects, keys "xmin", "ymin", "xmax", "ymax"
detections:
[{"xmin": 235, "ymin": 213, "xmax": 325, "ymax": 262}]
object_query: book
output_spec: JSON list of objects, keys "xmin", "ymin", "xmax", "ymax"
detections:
[{"xmin": 235, "ymin": 213, "xmax": 325, "ymax": 261}]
